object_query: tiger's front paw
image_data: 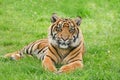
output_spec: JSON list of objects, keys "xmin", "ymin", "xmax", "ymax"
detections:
[
  {"xmin": 43, "ymin": 63, "xmax": 57, "ymax": 72},
  {"xmin": 57, "ymin": 62, "xmax": 83, "ymax": 74},
  {"xmin": 57, "ymin": 65, "xmax": 71, "ymax": 74}
]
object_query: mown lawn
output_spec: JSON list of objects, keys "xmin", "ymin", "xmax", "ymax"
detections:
[{"xmin": 0, "ymin": 0, "xmax": 120, "ymax": 80}]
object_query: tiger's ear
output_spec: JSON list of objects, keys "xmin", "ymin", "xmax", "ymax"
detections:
[
  {"xmin": 51, "ymin": 13, "xmax": 59, "ymax": 23},
  {"xmin": 74, "ymin": 16, "xmax": 82, "ymax": 26}
]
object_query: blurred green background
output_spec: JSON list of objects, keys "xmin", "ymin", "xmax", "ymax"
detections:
[{"xmin": 0, "ymin": 0, "xmax": 120, "ymax": 80}]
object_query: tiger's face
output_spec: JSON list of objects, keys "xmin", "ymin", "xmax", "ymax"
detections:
[{"xmin": 48, "ymin": 14, "xmax": 82, "ymax": 49}]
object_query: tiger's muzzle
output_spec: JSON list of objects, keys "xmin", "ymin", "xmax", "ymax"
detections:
[{"xmin": 58, "ymin": 39, "xmax": 70, "ymax": 49}]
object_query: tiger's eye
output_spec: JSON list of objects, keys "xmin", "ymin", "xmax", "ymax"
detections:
[
  {"xmin": 55, "ymin": 25, "xmax": 62, "ymax": 32},
  {"xmin": 69, "ymin": 27, "xmax": 75, "ymax": 33}
]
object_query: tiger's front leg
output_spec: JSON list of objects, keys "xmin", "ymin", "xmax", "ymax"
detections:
[
  {"xmin": 57, "ymin": 61, "xmax": 83, "ymax": 73},
  {"xmin": 42, "ymin": 55, "xmax": 57, "ymax": 72}
]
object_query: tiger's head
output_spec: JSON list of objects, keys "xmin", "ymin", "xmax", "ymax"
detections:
[{"xmin": 48, "ymin": 14, "xmax": 82, "ymax": 49}]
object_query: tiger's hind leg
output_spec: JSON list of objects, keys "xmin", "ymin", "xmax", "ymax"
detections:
[{"xmin": 4, "ymin": 39, "xmax": 48, "ymax": 60}]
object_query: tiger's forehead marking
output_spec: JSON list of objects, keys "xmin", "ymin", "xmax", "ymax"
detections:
[{"xmin": 57, "ymin": 18, "xmax": 74, "ymax": 27}]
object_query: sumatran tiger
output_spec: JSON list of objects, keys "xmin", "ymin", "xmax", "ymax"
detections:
[{"xmin": 4, "ymin": 13, "xmax": 85, "ymax": 73}]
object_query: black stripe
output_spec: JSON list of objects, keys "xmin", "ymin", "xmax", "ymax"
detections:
[
  {"xmin": 19, "ymin": 51, "xmax": 23, "ymax": 57},
  {"xmin": 43, "ymin": 48, "xmax": 48, "ymax": 53},
  {"xmin": 51, "ymin": 44, "xmax": 62, "ymax": 59},
  {"xmin": 67, "ymin": 51, "xmax": 81, "ymax": 63},
  {"xmin": 48, "ymin": 47, "xmax": 58, "ymax": 58},
  {"xmin": 26, "ymin": 46, "xmax": 29, "ymax": 54},
  {"xmin": 51, "ymin": 24, "xmax": 56, "ymax": 36},
  {"xmin": 68, "ymin": 59, "xmax": 82, "ymax": 64},
  {"xmin": 76, "ymin": 28, "xmax": 79, "ymax": 38},
  {"xmin": 41, "ymin": 55, "xmax": 45, "ymax": 60},
  {"xmin": 37, "ymin": 46, "xmax": 47, "ymax": 54},
  {"xmin": 40, "ymin": 52, "xmax": 46, "ymax": 61},
  {"xmin": 53, "ymin": 33, "xmax": 57, "ymax": 39},
  {"xmin": 29, "ymin": 43, "xmax": 36, "ymax": 54},
  {"xmin": 37, "ymin": 49, "xmax": 43, "ymax": 54},
  {"xmin": 25, "ymin": 42, "xmax": 35, "ymax": 54},
  {"xmin": 63, "ymin": 47, "xmax": 76, "ymax": 59},
  {"xmin": 46, "ymin": 55, "xmax": 56, "ymax": 64},
  {"xmin": 67, "ymin": 44, "xmax": 82, "ymax": 62},
  {"xmin": 73, "ymin": 28, "xmax": 79, "ymax": 42}
]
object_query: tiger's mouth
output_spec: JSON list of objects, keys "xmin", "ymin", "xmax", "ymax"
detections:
[
  {"xmin": 58, "ymin": 40, "xmax": 70, "ymax": 49},
  {"xmin": 59, "ymin": 43, "xmax": 69, "ymax": 49}
]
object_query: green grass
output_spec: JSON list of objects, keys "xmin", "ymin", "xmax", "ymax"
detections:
[{"xmin": 0, "ymin": 0, "xmax": 120, "ymax": 80}]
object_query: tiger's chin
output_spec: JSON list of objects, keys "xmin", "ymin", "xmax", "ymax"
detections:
[{"xmin": 59, "ymin": 44, "xmax": 69, "ymax": 49}]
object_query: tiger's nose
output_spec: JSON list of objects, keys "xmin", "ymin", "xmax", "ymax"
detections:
[{"xmin": 61, "ymin": 35, "xmax": 69, "ymax": 41}]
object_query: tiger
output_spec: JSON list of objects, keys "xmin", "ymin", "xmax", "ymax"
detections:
[{"xmin": 4, "ymin": 13, "xmax": 85, "ymax": 74}]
